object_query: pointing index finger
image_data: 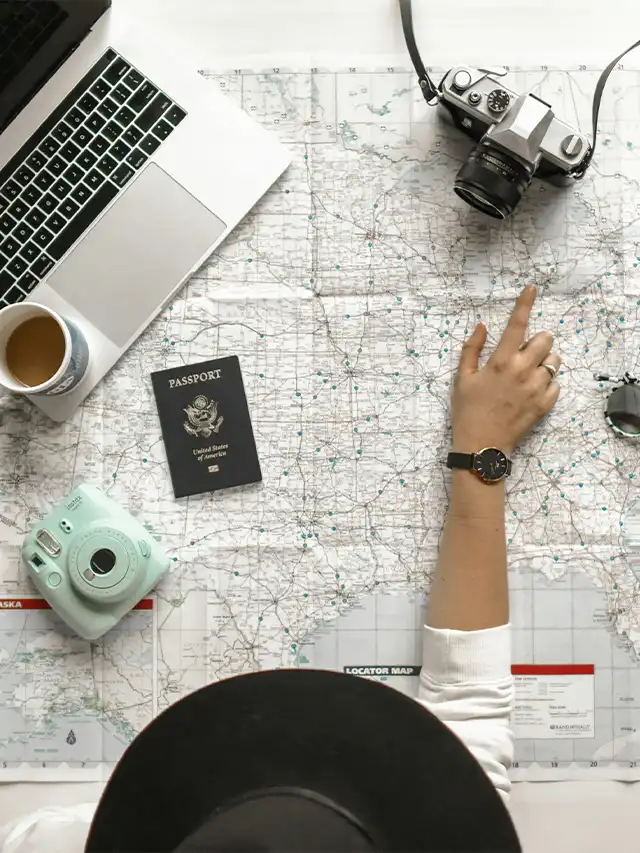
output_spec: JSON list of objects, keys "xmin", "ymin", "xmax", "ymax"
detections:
[{"xmin": 497, "ymin": 285, "xmax": 536, "ymax": 353}]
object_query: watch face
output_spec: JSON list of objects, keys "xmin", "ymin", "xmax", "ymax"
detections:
[{"xmin": 474, "ymin": 448, "xmax": 508, "ymax": 481}]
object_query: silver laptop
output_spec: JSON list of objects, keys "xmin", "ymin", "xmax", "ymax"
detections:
[{"xmin": 0, "ymin": 0, "xmax": 290, "ymax": 421}]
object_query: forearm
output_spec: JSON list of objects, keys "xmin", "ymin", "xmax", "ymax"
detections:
[
  {"xmin": 418, "ymin": 287, "xmax": 553, "ymax": 800},
  {"xmin": 417, "ymin": 624, "xmax": 514, "ymax": 801},
  {"xmin": 427, "ymin": 471, "xmax": 508, "ymax": 630}
]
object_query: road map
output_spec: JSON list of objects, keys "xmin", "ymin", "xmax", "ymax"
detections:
[{"xmin": 1, "ymin": 63, "xmax": 640, "ymax": 780}]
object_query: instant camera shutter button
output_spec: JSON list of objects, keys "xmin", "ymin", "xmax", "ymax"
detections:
[
  {"xmin": 138, "ymin": 540, "xmax": 151, "ymax": 558},
  {"xmin": 452, "ymin": 70, "xmax": 472, "ymax": 91},
  {"xmin": 47, "ymin": 572, "xmax": 62, "ymax": 588}
]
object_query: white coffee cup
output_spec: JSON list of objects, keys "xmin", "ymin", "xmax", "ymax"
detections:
[{"xmin": 0, "ymin": 303, "xmax": 89, "ymax": 397}]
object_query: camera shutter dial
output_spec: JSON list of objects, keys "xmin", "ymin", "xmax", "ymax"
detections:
[{"xmin": 487, "ymin": 88, "xmax": 510, "ymax": 114}]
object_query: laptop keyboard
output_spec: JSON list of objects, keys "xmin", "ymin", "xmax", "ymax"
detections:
[
  {"xmin": 0, "ymin": 48, "xmax": 187, "ymax": 306},
  {"xmin": 0, "ymin": 0, "xmax": 68, "ymax": 94}
]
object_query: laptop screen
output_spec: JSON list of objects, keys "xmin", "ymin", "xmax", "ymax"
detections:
[{"xmin": 0, "ymin": 0, "xmax": 110, "ymax": 133}]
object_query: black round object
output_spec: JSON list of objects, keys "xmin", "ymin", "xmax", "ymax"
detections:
[
  {"xmin": 474, "ymin": 448, "xmax": 509, "ymax": 481},
  {"xmin": 606, "ymin": 383, "xmax": 640, "ymax": 437},
  {"xmin": 86, "ymin": 669, "xmax": 520, "ymax": 853},
  {"xmin": 454, "ymin": 142, "xmax": 535, "ymax": 219},
  {"xmin": 90, "ymin": 548, "xmax": 116, "ymax": 575}
]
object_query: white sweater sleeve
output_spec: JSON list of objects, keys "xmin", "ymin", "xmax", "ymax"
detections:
[{"xmin": 416, "ymin": 624, "xmax": 514, "ymax": 803}]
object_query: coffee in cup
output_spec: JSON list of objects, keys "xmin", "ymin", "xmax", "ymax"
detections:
[
  {"xmin": 6, "ymin": 315, "xmax": 66, "ymax": 387},
  {"xmin": 0, "ymin": 303, "xmax": 89, "ymax": 397}
]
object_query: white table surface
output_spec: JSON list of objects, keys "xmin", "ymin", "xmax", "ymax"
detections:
[{"xmin": 3, "ymin": 2, "xmax": 640, "ymax": 851}]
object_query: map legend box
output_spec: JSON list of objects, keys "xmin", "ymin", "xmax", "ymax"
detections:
[{"xmin": 512, "ymin": 664, "xmax": 595, "ymax": 740}]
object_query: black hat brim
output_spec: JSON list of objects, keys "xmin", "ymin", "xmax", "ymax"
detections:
[{"xmin": 86, "ymin": 669, "xmax": 520, "ymax": 852}]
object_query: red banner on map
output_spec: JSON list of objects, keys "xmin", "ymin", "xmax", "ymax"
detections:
[
  {"xmin": 511, "ymin": 664, "xmax": 594, "ymax": 676},
  {"xmin": 0, "ymin": 598, "xmax": 153, "ymax": 610}
]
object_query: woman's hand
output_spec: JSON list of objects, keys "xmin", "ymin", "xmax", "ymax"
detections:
[{"xmin": 451, "ymin": 285, "xmax": 560, "ymax": 456}]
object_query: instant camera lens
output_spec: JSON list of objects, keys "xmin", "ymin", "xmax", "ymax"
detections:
[
  {"xmin": 606, "ymin": 383, "xmax": 640, "ymax": 437},
  {"xmin": 69, "ymin": 531, "xmax": 137, "ymax": 605},
  {"xmin": 454, "ymin": 143, "xmax": 535, "ymax": 219},
  {"xmin": 90, "ymin": 548, "xmax": 116, "ymax": 575}
]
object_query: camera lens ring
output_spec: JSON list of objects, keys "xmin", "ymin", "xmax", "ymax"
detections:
[
  {"xmin": 606, "ymin": 411, "xmax": 640, "ymax": 438},
  {"xmin": 607, "ymin": 417, "xmax": 640, "ymax": 438},
  {"xmin": 453, "ymin": 188, "xmax": 506, "ymax": 220},
  {"xmin": 454, "ymin": 142, "xmax": 535, "ymax": 219},
  {"xmin": 68, "ymin": 526, "xmax": 140, "ymax": 602}
]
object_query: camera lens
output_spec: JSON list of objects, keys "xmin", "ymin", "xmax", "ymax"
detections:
[
  {"xmin": 90, "ymin": 548, "xmax": 116, "ymax": 575},
  {"xmin": 606, "ymin": 384, "xmax": 640, "ymax": 438},
  {"xmin": 609, "ymin": 414, "xmax": 640, "ymax": 436},
  {"xmin": 454, "ymin": 143, "xmax": 535, "ymax": 219}
]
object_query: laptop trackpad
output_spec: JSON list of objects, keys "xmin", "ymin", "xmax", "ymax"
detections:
[{"xmin": 47, "ymin": 164, "xmax": 226, "ymax": 347}]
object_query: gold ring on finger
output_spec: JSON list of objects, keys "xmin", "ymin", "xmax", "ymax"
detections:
[{"xmin": 541, "ymin": 362, "xmax": 558, "ymax": 380}]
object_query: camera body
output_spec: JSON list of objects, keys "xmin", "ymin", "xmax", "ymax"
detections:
[
  {"xmin": 22, "ymin": 485, "xmax": 170, "ymax": 640},
  {"xmin": 439, "ymin": 66, "xmax": 592, "ymax": 218}
]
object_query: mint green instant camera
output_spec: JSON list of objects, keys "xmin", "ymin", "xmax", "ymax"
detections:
[{"xmin": 22, "ymin": 485, "xmax": 170, "ymax": 640}]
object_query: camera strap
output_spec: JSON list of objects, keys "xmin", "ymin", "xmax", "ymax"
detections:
[
  {"xmin": 574, "ymin": 37, "xmax": 640, "ymax": 176},
  {"xmin": 398, "ymin": 0, "xmax": 440, "ymax": 105},
  {"xmin": 398, "ymin": 0, "xmax": 640, "ymax": 177}
]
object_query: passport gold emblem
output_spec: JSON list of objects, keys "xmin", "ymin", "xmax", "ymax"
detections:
[{"xmin": 183, "ymin": 395, "xmax": 224, "ymax": 438}]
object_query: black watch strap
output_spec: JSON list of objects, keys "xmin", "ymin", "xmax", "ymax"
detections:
[
  {"xmin": 446, "ymin": 452, "xmax": 474, "ymax": 471},
  {"xmin": 446, "ymin": 451, "xmax": 513, "ymax": 476}
]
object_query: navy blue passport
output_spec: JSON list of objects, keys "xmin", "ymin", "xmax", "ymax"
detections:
[{"xmin": 151, "ymin": 356, "xmax": 261, "ymax": 498}]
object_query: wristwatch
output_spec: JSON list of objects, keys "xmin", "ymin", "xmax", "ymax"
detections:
[{"xmin": 446, "ymin": 448, "xmax": 512, "ymax": 483}]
